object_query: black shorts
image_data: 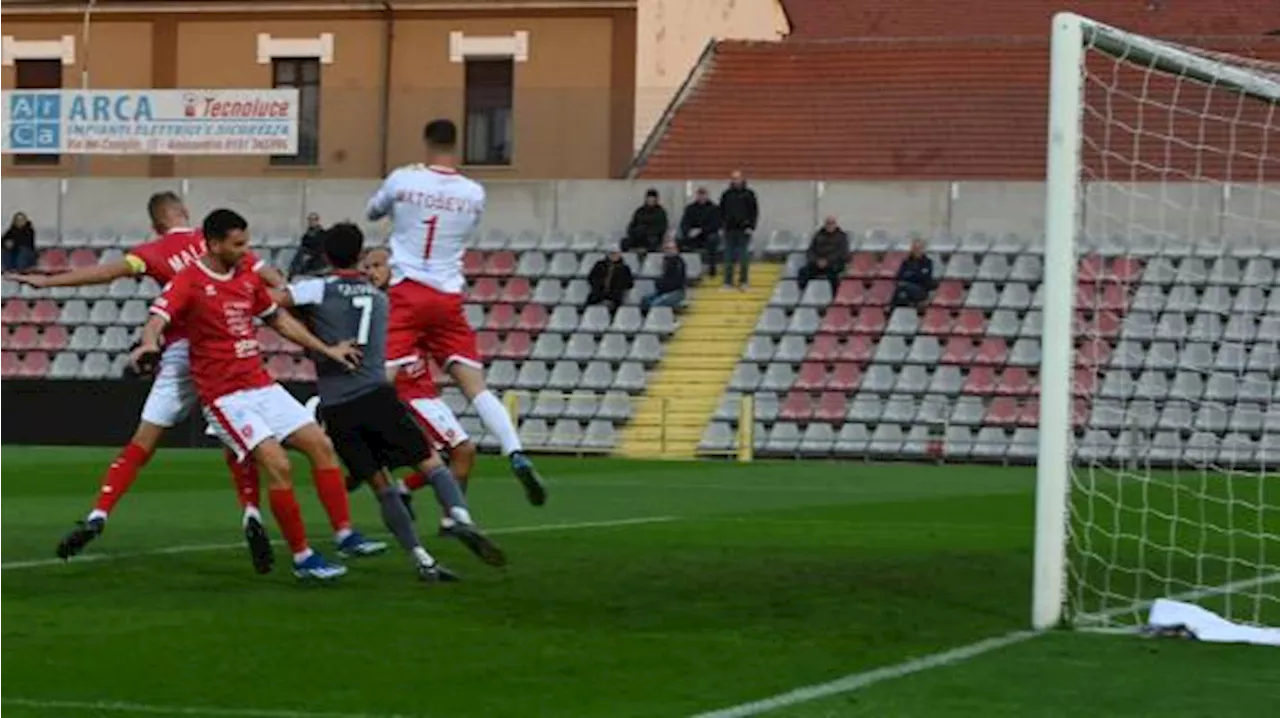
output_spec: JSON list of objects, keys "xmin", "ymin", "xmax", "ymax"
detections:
[{"xmin": 319, "ymin": 385, "xmax": 432, "ymax": 482}]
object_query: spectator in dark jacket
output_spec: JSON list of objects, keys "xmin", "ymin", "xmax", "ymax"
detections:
[
  {"xmin": 586, "ymin": 248, "xmax": 635, "ymax": 313},
  {"xmin": 893, "ymin": 238, "xmax": 937, "ymax": 308},
  {"xmin": 2, "ymin": 212, "xmax": 37, "ymax": 272},
  {"xmin": 641, "ymin": 237, "xmax": 687, "ymax": 311},
  {"xmin": 677, "ymin": 187, "xmax": 722, "ymax": 276},
  {"xmin": 798, "ymin": 216, "xmax": 849, "ymax": 294},
  {"xmin": 288, "ymin": 212, "xmax": 328, "ymax": 277},
  {"xmin": 622, "ymin": 188, "xmax": 669, "ymax": 255},
  {"xmin": 719, "ymin": 170, "xmax": 759, "ymax": 290}
]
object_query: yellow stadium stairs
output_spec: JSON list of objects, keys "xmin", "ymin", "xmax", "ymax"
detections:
[{"xmin": 618, "ymin": 262, "xmax": 782, "ymax": 459}]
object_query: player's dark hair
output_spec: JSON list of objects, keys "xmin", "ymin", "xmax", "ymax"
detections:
[
  {"xmin": 423, "ymin": 119, "xmax": 458, "ymax": 149},
  {"xmin": 324, "ymin": 222, "xmax": 365, "ymax": 269},
  {"xmin": 202, "ymin": 208, "xmax": 249, "ymax": 241},
  {"xmin": 147, "ymin": 191, "xmax": 183, "ymax": 224}
]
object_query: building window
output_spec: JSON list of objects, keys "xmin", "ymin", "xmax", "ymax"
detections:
[
  {"xmin": 14, "ymin": 59, "xmax": 62, "ymax": 166},
  {"xmin": 271, "ymin": 57, "xmax": 320, "ymax": 166},
  {"xmin": 464, "ymin": 59, "xmax": 513, "ymax": 166}
]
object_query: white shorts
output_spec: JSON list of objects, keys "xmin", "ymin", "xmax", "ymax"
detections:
[
  {"xmin": 202, "ymin": 384, "xmax": 315, "ymax": 462},
  {"xmin": 140, "ymin": 340, "xmax": 197, "ymax": 428},
  {"xmin": 408, "ymin": 397, "xmax": 470, "ymax": 451}
]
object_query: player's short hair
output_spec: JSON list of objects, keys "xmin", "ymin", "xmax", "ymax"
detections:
[
  {"xmin": 202, "ymin": 209, "xmax": 249, "ymax": 241},
  {"xmin": 423, "ymin": 119, "xmax": 458, "ymax": 149},
  {"xmin": 324, "ymin": 222, "xmax": 365, "ymax": 269},
  {"xmin": 147, "ymin": 191, "xmax": 183, "ymax": 224}
]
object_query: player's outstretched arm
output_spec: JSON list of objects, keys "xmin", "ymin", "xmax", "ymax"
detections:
[
  {"xmin": 6, "ymin": 258, "xmax": 135, "ymax": 289},
  {"xmin": 130, "ymin": 314, "xmax": 168, "ymax": 373},
  {"xmin": 266, "ymin": 309, "xmax": 362, "ymax": 371}
]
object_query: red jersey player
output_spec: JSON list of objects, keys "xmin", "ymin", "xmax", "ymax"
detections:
[
  {"xmin": 8, "ymin": 192, "xmax": 284, "ymax": 567},
  {"xmin": 365, "ymin": 118, "xmax": 546, "ymax": 507},
  {"xmin": 359, "ymin": 247, "xmax": 478, "ymax": 521},
  {"xmin": 134, "ymin": 208, "xmax": 374, "ymax": 581}
]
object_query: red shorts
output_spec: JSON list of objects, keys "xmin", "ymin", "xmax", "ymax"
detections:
[{"xmin": 386, "ymin": 280, "xmax": 481, "ymax": 370}]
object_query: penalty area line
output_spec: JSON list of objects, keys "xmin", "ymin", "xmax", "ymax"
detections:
[
  {"xmin": 688, "ymin": 630, "xmax": 1039, "ymax": 718},
  {"xmin": 0, "ymin": 515, "xmax": 677, "ymax": 571},
  {"xmin": 0, "ymin": 697, "xmax": 414, "ymax": 718}
]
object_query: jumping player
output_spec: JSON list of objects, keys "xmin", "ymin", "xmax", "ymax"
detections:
[
  {"xmin": 134, "ymin": 209, "xmax": 368, "ymax": 580},
  {"xmin": 275, "ymin": 224, "xmax": 504, "ymax": 581},
  {"xmin": 359, "ymin": 247, "xmax": 478, "ymax": 521},
  {"xmin": 365, "ymin": 118, "xmax": 546, "ymax": 507}
]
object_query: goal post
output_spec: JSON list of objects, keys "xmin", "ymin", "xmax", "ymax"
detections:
[{"xmin": 1034, "ymin": 13, "xmax": 1280, "ymax": 631}]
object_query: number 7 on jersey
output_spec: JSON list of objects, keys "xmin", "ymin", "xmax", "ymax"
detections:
[{"xmin": 423, "ymin": 215, "xmax": 439, "ymax": 259}]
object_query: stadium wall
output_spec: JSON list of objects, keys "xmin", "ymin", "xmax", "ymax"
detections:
[{"xmin": 0, "ymin": 0, "xmax": 638, "ymax": 179}]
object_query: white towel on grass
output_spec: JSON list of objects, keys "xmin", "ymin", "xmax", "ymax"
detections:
[{"xmin": 1148, "ymin": 599, "xmax": 1280, "ymax": 647}]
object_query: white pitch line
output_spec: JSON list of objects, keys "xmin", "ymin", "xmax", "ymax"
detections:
[
  {"xmin": 688, "ymin": 630, "xmax": 1038, "ymax": 718},
  {"xmin": 0, "ymin": 516, "xmax": 676, "ymax": 571},
  {"xmin": 1, "ymin": 697, "xmax": 414, "ymax": 718}
]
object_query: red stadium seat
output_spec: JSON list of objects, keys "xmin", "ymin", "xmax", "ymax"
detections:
[
  {"xmin": 476, "ymin": 331, "xmax": 500, "ymax": 360},
  {"xmin": 2, "ymin": 300, "xmax": 30, "ymax": 324},
  {"xmin": 1108, "ymin": 257, "xmax": 1143, "ymax": 284},
  {"xmin": 483, "ymin": 251, "xmax": 516, "ymax": 277},
  {"xmin": 462, "ymin": 250, "xmax": 485, "ymax": 278},
  {"xmin": 499, "ymin": 277, "xmax": 532, "ymax": 304},
  {"xmin": 920, "ymin": 307, "xmax": 953, "ymax": 335},
  {"xmin": 814, "ymin": 391, "xmax": 847, "ymax": 422},
  {"xmin": 68, "ymin": 248, "xmax": 98, "ymax": 269},
  {"xmin": 38, "ymin": 249, "xmax": 69, "ymax": 272},
  {"xmin": 997, "ymin": 367, "xmax": 1034, "ymax": 396},
  {"xmin": 865, "ymin": 280, "xmax": 894, "ymax": 306},
  {"xmin": 1, "ymin": 351, "xmax": 19, "ymax": 378},
  {"xmin": 877, "ymin": 251, "xmax": 906, "ymax": 279},
  {"xmin": 1072, "ymin": 368, "xmax": 1100, "ymax": 396},
  {"xmin": 498, "ymin": 331, "xmax": 532, "ymax": 360},
  {"xmin": 295, "ymin": 359, "xmax": 317, "ymax": 383},
  {"xmin": 37, "ymin": 324, "xmax": 68, "ymax": 351},
  {"xmin": 931, "ymin": 280, "xmax": 965, "ymax": 309},
  {"xmin": 1098, "ymin": 283, "xmax": 1128, "ymax": 312},
  {"xmin": 833, "ymin": 280, "xmax": 865, "ymax": 307},
  {"xmin": 30, "ymin": 300, "xmax": 59, "ymax": 324},
  {"xmin": 1074, "ymin": 282, "xmax": 1099, "ymax": 310},
  {"xmin": 819, "ymin": 306, "xmax": 854, "ymax": 334},
  {"xmin": 941, "ymin": 337, "xmax": 975, "ymax": 365},
  {"xmin": 952, "ymin": 309, "xmax": 986, "ymax": 337},
  {"xmin": 19, "ymin": 351, "xmax": 50, "ymax": 377},
  {"xmin": 846, "ymin": 252, "xmax": 878, "ymax": 278},
  {"xmin": 972, "ymin": 337, "xmax": 1008, "ymax": 366},
  {"xmin": 962, "ymin": 366, "xmax": 997, "ymax": 394},
  {"xmin": 10, "ymin": 325, "xmax": 39, "ymax": 351},
  {"xmin": 1077, "ymin": 254, "xmax": 1105, "ymax": 282},
  {"xmin": 257, "ymin": 328, "xmax": 283, "ymax": 353},
  {"xmin": 806, "ymin": 334, "xmax": 840, "ymax": 362},
  {"xmin": 829, "ymin": 362, "xmax": 862, "ymax": 391},
  {"xmin": 794, "ymin": 361, "xmax": 828, "ymax": 391},
  {"xmin": 266, "ymin": 355, "xmax": 294, "ymax": 381},
  {"xmin": 483, "ymin": 303, "xmax": 516, "ymax": 331},
  {"xmin": 516, "ymin": 304, "xmax": 549, "ymax": 332},
  {"xmin": 1074, "ymin": 310, "xmax": 1120, "ymax": 339},
  {"xmin": 839, "ymin": 335, "xmax": 874, "ymax": 364},
  {"xmin": 1072, "ymin": 398, "xmax": 1089, "ymax": 428},
  {"xmin": 1075, "ymin": 338, "xmax": 1112, "ymax": 367},
  {"xmin": 852, "ymin": 307, "xmax": 886, "ymax": 335},
  {"xmin": 468, "ymin": 277, "xmax": 501, "ymax": 304},
  {"xmin": 779, "ymin": 391, "xmax": 814, "ymax": 421},
  {"xmin": 986, "ymin": 397, "xmax": 1019, "ymax": 427},
  {"xmin": 1017, "ymin": 399, "xmax": 1039, "ymax": 427}
]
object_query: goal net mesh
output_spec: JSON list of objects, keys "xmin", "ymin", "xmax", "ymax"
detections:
[{"xmin": 1067, "ymin": 27, "xmax": 1280, "ymax": 628}]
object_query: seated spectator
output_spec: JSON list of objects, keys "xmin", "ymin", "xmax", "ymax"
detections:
[
  {"xmin": 677, "ymin": 186, "xmax": 721, "ymax": 276},
  {"xmin": 797, "ymin": 216, "xmax": 849, "ymax": 293},
  {"xmin": 641, "ymin": 237, "xmax": 687, "ymax": 311},
  {"xmin": 288, "ymin": 211, "xmax": 328, "ymax": 277},
  {"xmin": 2, "ymin": 212, "xmax": 37, "ymax": 272},
  {"xmin": 893, "ymin": 238, "xmax": 937, "ymax": 308},
  {"xmin": 621, "ymin": 188, "xmax": 668, "ymax": 256},
  {"xmin": 585, "ymin": 248, "xmax": 634, "ymax": 313}
]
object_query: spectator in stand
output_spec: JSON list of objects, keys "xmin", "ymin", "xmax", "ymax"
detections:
[
  {"xmin": 677, "ymin": 186, "xmax": 721, "ymax": 277},
  {"xmin": 2, "ymin": 212, "xmax": 37, "ymax": 272},
  {"xmin": 798, "ymin": 216, "xmax": 849, "ymax": 294},
  {"xmin": 585, "ymin": 247, "xmax": 635, "ymax": 313},
  {"xmin": 288, "ymin": 212, "xmax": 328, "ymax": 278},
  {"xmin": 641, "ymin": 235, "xmax": 687, "ymax": 311},
  {"xmin": 719, "ymin": 170, "xmax": 758, "ymax": 291},
  {"xmin": 622, "ymin": 188, "xmax": 669, "ymax": 256},
  {"xmin": 893, "ymin": 238, "xmax": 937, "ymax": 308}
]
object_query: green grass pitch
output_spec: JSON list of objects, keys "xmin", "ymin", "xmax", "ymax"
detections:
[{"xmin": 2, "ymin": 447, "xmax": 1275, "ymax": 717}]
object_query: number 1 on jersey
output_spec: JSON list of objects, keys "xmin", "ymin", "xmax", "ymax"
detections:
[{"xmin": 424, "ymin": 215, "xmax": 439, "ymax": 259}]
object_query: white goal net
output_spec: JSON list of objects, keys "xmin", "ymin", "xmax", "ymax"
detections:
[{"xmin": 1034, "ymin": 13, "xmax": 1280, "ymax": 631}]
